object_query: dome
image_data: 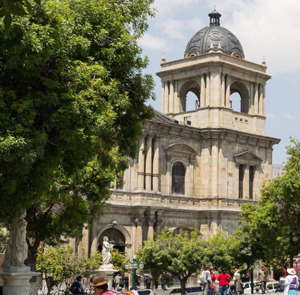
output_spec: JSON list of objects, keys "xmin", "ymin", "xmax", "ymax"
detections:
[{"xmin": 184, "ymin": 10, "xmax": 244, "ymax": 59}]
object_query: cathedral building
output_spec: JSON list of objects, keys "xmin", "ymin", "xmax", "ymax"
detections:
[{"xmin": 78, "ymin": 10, "xmax": 280, "ymax": 259}]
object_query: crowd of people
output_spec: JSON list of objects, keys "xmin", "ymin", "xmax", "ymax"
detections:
[
  {"xmin": 200, "ymin": 265, "xmax": 299, "ymax": 295},
  {"xmin": 68, "ymin": 264, "xmax": 299, "ymax": 295}
]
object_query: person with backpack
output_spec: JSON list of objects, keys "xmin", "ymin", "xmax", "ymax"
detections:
[
  {"xmin": 217, "ymin": 269, "xmax": 232, "ymax": 295},
  {"xmin": 70, "ymin": 276, "xmax": 84, "ymax": 294},
  {"xmin": 200, "ymin": 265, "xmax": 212, "ymax": 295},
  {"xmin": 283, "ymin": 268, "xmax": 299, "ymax": 295}
]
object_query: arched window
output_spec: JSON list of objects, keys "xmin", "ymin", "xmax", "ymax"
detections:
[
  {"xmin": 172, "ymin": 162, "xmax": 185, "ymax": 194},
  {"xmin": 186, "ymin": 91, "xmax": 199, "ymax": 112}
]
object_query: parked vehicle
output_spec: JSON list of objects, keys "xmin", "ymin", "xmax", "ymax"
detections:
[
  {"xmin": 243, "ymin": 281, "xmax": 280, "ymax": 294},
  {"xmin": 137, "ymin": 289, "xmax": 156, "ymax": 295},
  {"xmin": 169, "ymin": 286, "xmax": 203, "ymax": 295}
]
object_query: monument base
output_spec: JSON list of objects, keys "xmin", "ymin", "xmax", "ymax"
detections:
[
  {"xmin": 0, "ymin": 267, "xmax": 40, "ymax": 295},
  {"xmin": 94, "ymin": 266, "xmax": 119, "ymax": 290}
]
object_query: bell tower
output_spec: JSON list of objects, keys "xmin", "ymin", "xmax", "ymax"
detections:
[{"xmin": 157, "ymin": 9, "xmax": 268, "ymax": 137}]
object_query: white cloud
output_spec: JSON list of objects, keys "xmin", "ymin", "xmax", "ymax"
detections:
[
  {"xmin": 267, "ymin": 112, "xmax": 300, "ymax": 120},
  {"xmin": 153, "ymin": 0, "xmax": 201, "ymax": 17},
  {"xmin": 220, "ymin": 0, "xmax": 300, "ymax": 74},
  {"xmin": 280, "ymin": 113, "xmax": 300, "ymax": 120},
  {"xmin": 148, "ymin": 0, "xmax": 300, "ymax": 75},
  {"xmin": 139, "ymin": 33, "xmax": 168, "ymax": 51}
]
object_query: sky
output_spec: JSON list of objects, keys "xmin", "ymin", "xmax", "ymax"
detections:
[{"xmin": 139, "ymin": 0, "xmax": 300, "ymax": 165}]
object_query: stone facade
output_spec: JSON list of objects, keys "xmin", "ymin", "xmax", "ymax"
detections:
[{"xmin": 77, "ymin": 11, "xmax": 280, "ymax": 260}]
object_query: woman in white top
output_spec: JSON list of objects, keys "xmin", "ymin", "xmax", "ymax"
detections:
[
  {"xmin": 283, "ymin": 268, "xmax": 299, "ymax": 295},
  {"xmin": 233, "ymin": 269, "xmax": 243, "ymax": 295}
]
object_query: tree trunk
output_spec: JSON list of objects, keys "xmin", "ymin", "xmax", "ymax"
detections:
[{"xmin": 180, "ymin": 277, "xmax": 187, "ymax": 295}]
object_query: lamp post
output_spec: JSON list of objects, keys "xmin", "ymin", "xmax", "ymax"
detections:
[
  {"xmin": 125, "ymin": 254, "xmax": 144, "ymax": 290},
  {"xmin": 250, "ymin": 265, "xmax": 254, "ymax": 294},
  {"xmin": 296, "ymin": 258, "xmax": 299, "ymax": 276}
]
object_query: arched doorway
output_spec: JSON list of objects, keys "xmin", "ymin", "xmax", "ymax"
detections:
[{"xmin": 98, "ymin": 228, "xmax": 125, "ymax": 254}]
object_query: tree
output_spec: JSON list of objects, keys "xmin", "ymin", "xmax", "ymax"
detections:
[
  {"xmin": 36, "ymin": 244, "xmax": 101, "ymax": 295},
  {"xmin": 206, "ymin": 230, "xmax": 237, "ymax": 271},
  {"xmin": 237, "ymin": 138, "xmax": 300, "ymax": 268},
  {"xmin": 0, "ymin": 0, "xmax": 40, "ymax": 29},
  {"xmin": 141, "ymin": 229, "xmax": 207, "ymax": 295},
  {"xmin": 0, "ymin": 0, "xmax": 155, "ymax": 269}
]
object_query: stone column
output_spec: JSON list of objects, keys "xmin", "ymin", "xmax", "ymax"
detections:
[
  {"xmin": 164, "ymin": 82, "xmax": 169, "ymax": 113},
  {"xmin": 77, "ymin": 223, "xmax": 89, "ymax": 258},
  {"xmin": 220, "ymin": 73, "xmax": 225, "ymax": 107},
  {"xmin": 254, "ymin": 83, "xmax": 259, "ymax": 114},
  {"xmin": 145, "ymin": 135, "xmax": 153, "ymax": 190},
  {"xmin": 210, "ymin": 141, "xmax": 219, "ymax": 197},
  {"xmin": 147, "ymin": 220, "xmax": 155, "ymax": 240},
  {"xmin": 152, "ymin": 136, "xmax": 160, "ymax": 191},
  {"xmin": 226, "ymin": 83, "xmax": 230, "ymax": 107},
  {"xmin": 200, "ymin": 75, "xmax": 205, "ymax": 107},
  {"xmin": 131, "ymin": 219, "xmax": 137, "ymax": 255},
  {"xmin": 206, "ymin": 73, "xmax": 211, "ymax": 106},
  {"xmin": 161, "ymin": 82, "xmax": 166, "ymax": 113},
  {"xmin": 137, "ymin": 136, "xmax": 145, "ymax": 190},
  {"xmin": 169, "ymin": 81, "xmax": 174, "ymax": 113},
  {"xmin": 136, "ymin": 219, "xmax": 143, "ymax": 251}
]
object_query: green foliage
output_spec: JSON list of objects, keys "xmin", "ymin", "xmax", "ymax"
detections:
[
  {"xmin": 0, "ymin": 0, "xmax": 154, "ymax": 268},
  {"xmin": 36, "ymin": 244, "xmax": 101, "ymax": 294},
  {"xmin": 0, "ymin": 227, "xmax": 9, "ymax": 253},
  {"xmin": 206, "ymin": 230, "xmax": 236, "ymax": 271},
  {"xmin": 141, "ymin": 228, "xmax": 207, "ymax": 294},
  {"xmin": 237, "ymin": 138, "xmax": 300, "ymax": 268},
  {"xmin": 111, "ymin": 249, "xmax": 127, "ymax": 273},
  {"xmin": 0, "ymin": 0, "xmax": 41, "ymax": 29}
]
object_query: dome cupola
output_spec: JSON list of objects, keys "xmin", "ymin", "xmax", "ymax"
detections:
[{"xmin": 184, "ymin": 9, "xmax": 244, "ymax": 59}]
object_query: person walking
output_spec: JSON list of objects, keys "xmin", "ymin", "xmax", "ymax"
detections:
[
  {"xmin": 217, "ymin": 269, "xmax": 232, "ymax": 295},
  {"xmin": 233, "ymin": 269, "xmax": 243, "ymax": 295},
  {"xmin": 258, "ymin": 265, "xmax": 269, "ymax": 294},
  {"xmin": 114, "ymin": 273, "xmax": 122, "ymax": 290},
  {"xmin": 283, "ymin": 268, "xmax": 299, "ymax": 295},
  {"xmin": 201, "ymin": 265, "xmax": 212, "ymax": 295},
  {"xmin": 208, "ymin": 269, "xmax": 217, "ymax": 295},
  {"xmin": 70, "ymin": 276, "xmax": 84, "ymax": 294}
]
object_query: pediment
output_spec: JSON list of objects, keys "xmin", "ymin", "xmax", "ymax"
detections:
[
  {"xmin": 165, "ymin": 143, "xmax": 197, "ymax": 156},
  {"xmin": 151, "ymin": 110, "xmax": 179, "ymax": 124},
  {"xmin": 165, "ymin": 143, "xmax": 197, "ymax": 165},
  {"xmin": 234, "ymin": 150, "xmax": 262, "ymax": 166}
]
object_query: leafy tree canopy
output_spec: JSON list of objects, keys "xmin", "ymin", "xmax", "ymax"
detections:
[
  {"xmin": 141, "ymin": 228, "xmax": 207, "ymax": 295},
  {"xmin": 0, "ymin": 0, "xmax": 155, "ymax": 266},
  {"xmin": 0, "ymin": 0, "xmax": 40, "ymax": 28}
]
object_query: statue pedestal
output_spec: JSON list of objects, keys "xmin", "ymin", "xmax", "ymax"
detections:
[
  {"xmin": 0, "ymin": 266, "xmax": 40, "ymax": 295},
  {"xmin": 94, "ymin": 266, "xmax": 119, "ymax": 290}
]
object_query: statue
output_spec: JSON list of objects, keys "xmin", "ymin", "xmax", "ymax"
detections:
[
  {"xmin": 101, "ymin": 236, "xmax": 114, "ymax": 267},
  {"xmin": 3, "ymin": 212, "xmax": 28, "ymax": 270}
]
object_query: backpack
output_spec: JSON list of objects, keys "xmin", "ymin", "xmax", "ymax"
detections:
[
  {"xmin": 200, "ymin": 270, "xmax": 208, "ymax": 284},
  {"xmin": 289, "ymin": 277, "xmax": 298, "ymax": 290},
  {"xmin": 70, "ymin": 281, "xmax": 81, "ymax": 294}
]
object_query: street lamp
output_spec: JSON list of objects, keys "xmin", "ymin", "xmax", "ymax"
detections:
[
  {"xmin": 250, "ymin": 265, "xmax": 254, "ymax": 294},
  {"xmin": 125, "ymin": 254, "xmax": 144, "ymax": 290},
  {"xmin": 296, "ymin": 258, "xmax": 299, "ymax": 276}
]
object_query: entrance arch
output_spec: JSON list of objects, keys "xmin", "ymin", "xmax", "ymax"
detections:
[{"xmin": 98, "ymin": 228, "xmax": 125, "ymax": 254}]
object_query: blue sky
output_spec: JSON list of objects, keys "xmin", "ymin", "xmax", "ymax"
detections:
[{"xmin": 139, "ymin": 0, "xmax": 300, "ymax": 165}]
